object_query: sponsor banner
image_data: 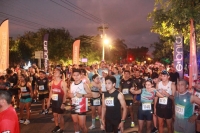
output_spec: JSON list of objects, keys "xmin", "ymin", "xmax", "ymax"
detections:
[
  {"xmin": 72, "ymin": 40, "xmax": 80, "ymax": 65},
  {"xmin": 189, "ymin": 19, "xmax": 198, "ymax": 88},
  {"xmin": 173, "ymin": 34, "xmax": 184, "ymax": 78},
  {"xmin": 43, "ymin": 34, "xmax": 49, "ymax": 72},
  {"xmin": 0, "ymin": 19, "xmax": 9, "ymax": 73}
]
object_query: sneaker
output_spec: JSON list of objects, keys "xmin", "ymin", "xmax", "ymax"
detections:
[
  {"xmin": 89, "ymin": 125, "xmax": 95, "ymax": 130},
  {"xmin": 45, "ymin": 109, "xmax": 49, "ymax": 114},
  {"xmin": 24, "ymin": 119, "xmax": 30, "ymax": 125},
  {"xmin": 95, "ymin": 115, "xmax": 99, "ymax": 120},
  {"xmin": 51, "ymin": 126, "xmax": 60, "ymax": 133},
  {"xmin": 19, "ymin": 119, "xmax": 25, "ymax": 124},
  {"xmin": 39, "ymin": 110, "xmax": 45, "ymax": 115},
  {"xmin": 100, "ymin": 125, "xmax": 105, "ymax": 131},
  {"xmin": 151, "ymin": 127, "xmax": 158, "ymax": 133},
  {"xmin": 131, "ymin": 122, "xmax": 135, "ymax": 128},
  {"xmin": 58, "ymin": 129, "xmax": 64, "ymax": 133}
]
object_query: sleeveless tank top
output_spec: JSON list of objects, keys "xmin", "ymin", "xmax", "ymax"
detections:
[
  {"xmin": 104, "ymin": 90, "xmax": 121, "ymax": 120},
  {"xmin": 157, "ymin": 81, "xmax": 173, "ymax": 108},
  {"xmin": 51, "ymin": 80, "xmax": 64, "ymax": 108},
  {"xmin": 175, "ymin": 91, "xmax": 193, "ymax": 119},
  {"xmin": 20, "ymin": 82, "xmax": 30, "ymax": 94},
  {"xmin": 91, "ymin": 86, "xmax": 100, "ymax": 93},
  {"xmin": 70, "ymin": 81, "xmax": 88, "ymax": 113}
]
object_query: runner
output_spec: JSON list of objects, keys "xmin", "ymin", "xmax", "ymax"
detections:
[
  {"xmin": 102, "ymin": 75, "xmax": 127, "ymax": 133},
  {"xmin": 155, "ymin": 70, "xmax": 176, "ymax": 133},
  {"xmin": 130, "ymin": 78, "xmax": 163, "ymax": 133},
  {"xmin": 174, "ymin": 79, "xmax": 200, "ymax": 133},
  {"xmin": 68, "ymin": 69, "xmax": 92, "ymax": 133},
  {"xmin": 100, "ymin": 70, "xmax": 108, "ymax": 93},
  {"xmin": 113, "ymin": 67, "xmax": 121, "ymax": 90},
  {"xmin": 88, "ymin": 74, "xmax": 103, "ymax": 130},
  {"xmin": 18, "ymin": 74, "xmax": 33, "ymax": 125},
  {"xmin": 36, "ymin": 70, "xmax": 49, "ymax": 114},
  {"xmin": 0, "ymin": 90, "xmax": 20, "ymax": 133},
  {"xmin": 29, "ymin": 67, "xmax": 37, "ymax": 103},
  {"xmin": 120, "ymin": 70, "xmax": 136, "ymax": 127},
  {"xmin": 47, "ymin": 68, "xmax": 67, "ymax": 133}
]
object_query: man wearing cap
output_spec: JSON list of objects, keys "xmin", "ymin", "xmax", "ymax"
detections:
[
  {"xmin": 36, "ymin": 70, "xmax": 49, "ymax": 114},
  {"xmin": 155, "ymin": 70, "xmax": 176, "ymax": 133}
]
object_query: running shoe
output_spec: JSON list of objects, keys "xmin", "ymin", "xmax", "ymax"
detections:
[
  {"xmin": 58, "ymin": 129, "xmax": 64, "ymax": 133},
  {"xmin": 45, "ymin": 109, "xmax": 49, "ymax": 114},
  {"xmin": 51, "ymin": 126, "xmax": 60, "ymax": 133},
  {"xmin": 24, "ymin": 119, "xmax": 30, "ymax": 125},
  {"xmin": 151, "ymin": 127, "xmax": 158, "ymax": 133},
  {"xmin": 39, "ymin": 110, "xmax": 45, "ymax": 114},
  {"xmin": 19, "ymin": 119, "xmax": 25, "ymax": 124},
  {"xmin": 88, "ymin": 125, "xmax": 95, "ymax": 130},
  {"xmin": 131, "ymin": 122, "xmax": 135, "ymax": 128}
]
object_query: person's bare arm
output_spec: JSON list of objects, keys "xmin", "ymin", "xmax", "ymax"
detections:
[{"xmin": 118, "ymin": 92, "xmax": 127, "ymax": 132}]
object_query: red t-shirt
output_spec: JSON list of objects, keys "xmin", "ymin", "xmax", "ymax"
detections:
[{"xmin": 0, "ymin": 106, "xmax": 20, "ymax": 133}]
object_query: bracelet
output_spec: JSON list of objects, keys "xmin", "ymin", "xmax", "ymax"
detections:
[
  {"xmin": 194, "ymin": 113, "xmax": 199, "ymax": 116},
  {"xmin": 121, "ymin": 120, "xmax": 125, "ymax": 123}
]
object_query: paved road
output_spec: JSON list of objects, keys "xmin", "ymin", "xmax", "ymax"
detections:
[{"xmin": 18, "ymin": 102, "xmax": 167, "ymax": 133}]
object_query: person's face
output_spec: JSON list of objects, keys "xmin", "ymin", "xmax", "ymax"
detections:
[
  {"xmin": 102, "ymin": 72, "xmax": 107, "ymax": 78},
  {"xmin": 0, "ymin": 98, "xmax": 6, "ymax": 112},
  {"xmin": 177, "ymin": 81, "xmax": 187, "ymax": 94},
  {"xmin": 135, "ymin": 71, "xmax": 140, "ymax": 77},
  {"xmin": 20, "ymin": 76, "xmax": 25, "ymax": 81},
  {"xmin": 39, "ymin": 72, "xmax": 45, "ymax": 79},
  {"xmin": 93, "ymin": 76, "xmax": 100, "ymax": 83},
  {"xmin": 105, "ymin": 80, "xmax": 115, "ymax": 91},
  {"xmin": 73, "ymin": 72, "xmax": 81, "ymax": 81},
  {"xmin": 153, "ymin": 78, "xmax": 159, "ymax": 84},
  {"xmin": 161, "ymin": 74, "xmax": 169, "ymax": 82},
  {"xmin": 53, "ymin": 69, "xmax": 61, "ymax": 78},
  {"xmin": 195, "ymin": 81, "xmax": 200, "ymax": 90},
  {"xmin": 145, "ymin": 81, "xmax": 153, "ymax": 89},
  {"xmin": 124, "ymin": 72, "xmax": 130, "ymax": 79},
  {"xmin": 113, "ymin": 68, "xmax": 118, "ymax": 74}
]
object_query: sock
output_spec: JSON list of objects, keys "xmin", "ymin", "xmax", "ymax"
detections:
[
  {"xmin": 75, "ymin": 132, "xmax": 80, "ymax": 133},
  {"xmin": 92, "ymin": 119, "xmax": 95, "ymax": 126}
]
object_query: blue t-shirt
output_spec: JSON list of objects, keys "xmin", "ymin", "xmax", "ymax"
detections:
[
  {"xmin": 113, "ymin": 74, "xmax": 121, "ymax": 88},
  {"xmin": 88, "ymin": 72, "xmax": 94, "ymax": 82}
]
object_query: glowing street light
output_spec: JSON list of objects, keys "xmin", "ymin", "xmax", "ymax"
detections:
[{"xmin": 102, "ymin": 37, "xmax": 110, "ymax": 61}]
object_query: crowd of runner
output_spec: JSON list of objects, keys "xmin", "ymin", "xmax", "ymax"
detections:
[{"xmin": 0, "ymin": 61, "xmax": 200, "ymax": 133}]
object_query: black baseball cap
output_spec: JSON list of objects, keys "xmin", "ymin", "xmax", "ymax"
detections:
[{"xmin": 160, "ymin": 70, "xmax": 169, "ymax": 76}]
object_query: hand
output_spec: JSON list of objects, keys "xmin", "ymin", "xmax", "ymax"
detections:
[
  {"xmin": 118, "ymin": 122, "xmax": 124, "ymax": 132},
  {"xmin": 162, "ymin": 90, "xmax": 169, "ymax": 97},
  {"xmin": 76, "ymin": 93, "xmax": 83, "ymax": 98},
  {"xmin": 68, "ymin": 93, "xmax": 75, "ymax": 98},
  {"xmin": 61, "ymin": 103, "xmax": 65, "ymax": 109},
  {"xmin": 188, "ymin": 115, "xmax": 198, "ymax": 123}
]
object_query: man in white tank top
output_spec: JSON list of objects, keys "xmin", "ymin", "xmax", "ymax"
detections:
[
  {"xmin": 155, "ymin": 70, "xmax": 176, "ymax": 133},
  {"xmin": 67, "ymin": 69, "xmax": 92, "ymax": 133}
]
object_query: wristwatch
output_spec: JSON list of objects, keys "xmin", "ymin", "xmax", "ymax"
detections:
[{"xmin": 121, "ymin": 120, "xmax": 125, "ymax": 123}]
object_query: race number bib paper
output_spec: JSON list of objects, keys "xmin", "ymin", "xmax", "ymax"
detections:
[
  {"xmin": 175, "ymin": 104, "xmax": 185, "ymax": 116},
  {"xmin": 93, "ymin": 99, "xmax": 100, "ymax": 106},
  {"xmin": 105, "ymin": 97, "xmax": 114, "ymax": 106},
  {"xmin": 142, "ymin": 103, "xmax": 151, "ymax": 110},
  {"xmin": 159, "ymin": 97, "xmax": 168, "ymax": 105},
  {"xmin": 39, "ymin": 85, "xmax": 44, "ymax": 90},
  {"xmin": 52, "ymin": 94, "xmax": 58, "ymax": 101},
  {"xmin": 122, "ymin": 89, "xmax": 129, "ymax": 94}
]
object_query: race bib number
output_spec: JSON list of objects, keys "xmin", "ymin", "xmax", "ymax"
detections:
[
  {"xmin": 122, "ymin": 89, "xmax": 129, "ymax": 94},
  {"xmin": 39, "ymin": 85, "xmax": 44, "ymax": 90},
  {"xmin": 105, "ymin": 97, "xmax": 114, "ymax": 106},
  {"xmin": 93, "ymin": 99, "xmax": 100, "ymax": 106},
  {"xmin": 175, "ymin": 104, "xmax": 185, "ymax": 116},
  {"xmin": 10, "ymin": 83, "xmax": 14, "ymax": 87},
  {"xmin": 142, "ymin": 103, "xmax": 151, "ymax": 110},
  {"xmin": 52, "ymin": 94, "xmax": 58, "ymax": 101},
  {"xmin": 159, "ymin": 97, "xmax": 168, "ymax": 105},
  {"xmin": 20, "ymin": 87, "xmax": 27, "ymax": 92},
  {"xmin": 72, "ymin": 97, "xmax": 80, "ymax": 105}
]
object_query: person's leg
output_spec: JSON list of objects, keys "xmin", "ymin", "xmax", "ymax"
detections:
[
  {"xmin": 89, "ymin": 106, "xmax": 96, "ymax": 128},
  {"xmin": 53, "ymin": 113, "xmax": 59, "ymax": 126},
  {"xmin": 25, "ymin": 102, "xmax": 31, "ymax": 120},
  {"xmin": 146, "ymin": 121, "xmax": 152, "ymax": 133},
  {"xmin": 166, "ymin": 118, "xmax": 173, "ymax": 133},
  {"xmin": 138, "ymin": 120, "xmax": 144, "ymax": 133},
  {"xmin": 157, "ymin": 117, "xmax": 164, "ymax": 133},
  {"xmin": 78, "ymin": 115, "xmax": 87, "ymax": 133},
  {"xmin": 97, "ymin": 105, "xmax": 104, "ymax": 129},
  {"xmin": 19, "ymin": 102, "xmax": 25, "ymax": 119},
  {"xmin": 71, "ymin": 114, "xmax": 80, "ymax": 132},
  {"xmin": 153, "ymin": 114, "xmax": 157, "ymax": 128},
  {"xmin": 58, "ymin": 114, "xmax": 64, "ymax": 130}
]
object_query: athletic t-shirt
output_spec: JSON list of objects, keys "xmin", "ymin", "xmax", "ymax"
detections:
[
  {"xmin": 140, "ymin": 88, "xmax": 156, "ymax": 103},
  {"xmin": 120, "ymin": 78, "xmax": 134, "ymax": 100},
  {"xmin": 0, "ymin": 106, "xmax": 20, "ymax": 133},
  {"xmin": 36, "ymin": 77, "xmax": 49, "ymax": 94},
  {"xmin": 113, "ymin": 74, "xmax": 121, "ymax": 88}
]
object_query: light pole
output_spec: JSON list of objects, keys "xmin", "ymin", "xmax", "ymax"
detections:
[{"xmin": 102, "ymin": 38, "xmax": 110, "ymax": 61}]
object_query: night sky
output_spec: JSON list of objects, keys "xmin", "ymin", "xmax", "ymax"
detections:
[{"xmin": 0, "ymin": 0, "xmax": 159, "ymax": 50}]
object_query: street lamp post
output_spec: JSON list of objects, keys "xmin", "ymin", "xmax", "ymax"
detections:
[{"xmin": 102, "ymin": 38, "xmax": 110, "ymax": 61}]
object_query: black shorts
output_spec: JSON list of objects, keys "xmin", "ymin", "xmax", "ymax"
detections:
[
  {"xmin": 138, "ymin": 105, "xmax": 154, "ymax": 121},
  {"xmin": 52, "ymin": 107, "xmax": 64, "ymax": 114},
  {"xmin": 105, "ymin": 118, "xmax": 121, "ymax": 133},
  {"xmin": 38, "ymin": 93, "xmax": 49, "ymax": 100},
  {"xmin": 156, "ymin": 106, "xmax": 173, "ymax": 119},
  {"xmin": 71, "ymin": 111, "xmax": 86, "ymax": 115},
  {"xmin": 125, "ymin": 100, "xmax": 133, "ymax": 106},
  {"xmin": 90, "ymin": 97, "xmax": 102, "ymax": 106}
]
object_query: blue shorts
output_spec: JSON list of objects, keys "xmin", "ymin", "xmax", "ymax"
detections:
[{"xmin": 20, "ymin": 98, "xmax": 32, "ymax": 103}]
